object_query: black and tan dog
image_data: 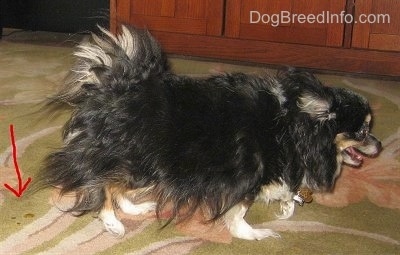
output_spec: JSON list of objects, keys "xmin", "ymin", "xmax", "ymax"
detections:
[{"xmin": 38, "ymin": 26, "xmax": 381, "ymax": 240}]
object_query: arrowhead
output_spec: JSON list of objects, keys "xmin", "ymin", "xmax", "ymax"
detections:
[{"xmin": 4, "ymin": 177, "xmax": 32, "ymax": 197}]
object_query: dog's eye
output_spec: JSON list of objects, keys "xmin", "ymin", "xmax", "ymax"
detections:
[{"xmin": 356, "ymin": 123, "xmax": 369, "ymax": 139}]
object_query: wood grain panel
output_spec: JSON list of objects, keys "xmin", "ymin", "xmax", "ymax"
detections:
[
  {"xmin": 129, "ymin": 0, "xmax": 223, "ymax": 36},
  {"xmin": 205, "ymin": 0, "xmax": 224, "ymax": 36},
  {"xmin": 116, "ymin": 0, "xmax": 131, "ymax": 23},
  {"xmin": 144, "ymin": 0, "xmax": 163, "ymax": 16},
  {"xmin": 129, "ymin": 15, "xmax": 207, "ymax": 35},
  {"xmin": 187, "ymin": 0, "xmax": 206, "ymax": 19},
  {"xmin": 132, "ymin": 0, "xmax": 176, "ymax": 17},
  {"xmin": 225, "ymin": 0, "xmax": 242, "ymax": 37},
  {"xmin": 161, "ymin": 0, "xmax": 175, "ymax": 17},
  {"xmin": 343, "ymin": 0, "xmax": 356, "ymax": 48},
  {"xmin": 240, "ymin": 24, "xmax": 327, "ymax": 46},
  {"xmin": 110, "ymin": 0, "xmax": 117, "ymax": 33},
  {"xmin": 369, "ymin": 34, "xmax": 400, "ymax": 51},
  {"xmin": 352, "ymin": 0, "xmax": 373, "ymax": 49},
  {"xmin": 111, "ymin": 0, "xmax": 400, "ymax": 76},
  {"xmin": 326, "ymin": 0, "xmax": 347, "ymax": 47},
  {"xmin": 370, "ymin": 0, "xmax": 400, "ymax": 35},
  {"xmin": 175, "ymin": 0, "xmax": 206, "ymax": 18},
  {"xmin": 131, "ymin": 0, "xmax": 145, "ymax": 15},
  {"xmin": 352, "ymin": 0, "xmax": 400, "ymax": 51},
  {"xmin": 151, "ymin": 31, "xmax": 400, "ymax": 77},
  {"xmin": 175, "ymin": 0, "xmax": 189, "ymax": 18}
]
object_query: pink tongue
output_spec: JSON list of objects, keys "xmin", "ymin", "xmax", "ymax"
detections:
[{"xmin": 348, "ymin": 147, "xmax": 363, "ymax": 161}]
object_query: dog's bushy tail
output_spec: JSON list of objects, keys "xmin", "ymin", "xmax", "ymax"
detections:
[{"xmin": 51, "ymin": 25, "xmax": 169, "ymax": 106}]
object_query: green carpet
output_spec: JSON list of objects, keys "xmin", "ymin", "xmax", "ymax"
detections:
[{"xmin": 0, "ymin": 39, "xmax": 399, "ymax": 255}]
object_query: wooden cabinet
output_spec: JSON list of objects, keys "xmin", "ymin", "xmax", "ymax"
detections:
[
  {"xmin": 352, "ymin": 0, "xmax": 400, "ymax": 52},
  {"xmin": 111, "ymin": 0, "xmax": 224, "ymax": 35},
  {"xmin": 225, "ymin": 0, "xmax": 346, "ymax": 47},
  {"xmin": 111, "ymin": 0, "xmax": 400, "ymax": 77}
]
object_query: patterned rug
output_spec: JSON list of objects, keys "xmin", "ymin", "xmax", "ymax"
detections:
[{"xmin": 0, "ymin": 40, "xmax": 399, "ymax": 255}]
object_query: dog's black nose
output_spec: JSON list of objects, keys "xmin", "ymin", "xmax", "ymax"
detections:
[
  {"xmin": 376, "ymin": 140, "xmax": 383, "ymax": 153},
  {"xmin": 371, "ymin": 139, "xmax": 383, "ymax": 157}
]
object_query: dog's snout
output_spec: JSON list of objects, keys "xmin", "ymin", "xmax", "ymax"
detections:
[{"xmin": 360, "ymin": 134, "xmax": 382, "ymax": 157}]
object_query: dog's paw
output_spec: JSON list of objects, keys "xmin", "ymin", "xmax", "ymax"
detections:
[
  {"xmin": 119, "ymin": 198, "xmax": 156, "ymax": 215},
  {"xmin": 103, "ymin": 218, "xmax": 125, "ymax": 238},
  {"xmin": 247, "ymin": 228, "xmax": 281, "ymax": 240},
  {"xmin": 232, "ymin": 226, "xmax": 281, "ymax": 240},
  {"xmin": 276, "ymin": 200, "xmax": 295, "ymax": 219},
  {"xmin": 228, "ymin": 219, "xmax": 280, "ymax": 240},
  {"xmin": 100, "ymin": 211, "xmax": 125, "ymax": 238}
]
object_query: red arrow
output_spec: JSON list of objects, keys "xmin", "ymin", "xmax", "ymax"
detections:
[{"xmin": 3, "ymin": 124, "xmax": 32, "ymax": 197}]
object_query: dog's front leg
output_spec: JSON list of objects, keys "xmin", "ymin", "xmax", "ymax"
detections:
[
  {"xmin": 257, "ymin": 183, "xmax": 295, "ymax": 219},
  {"xmin": 224, "ymin": 203, "xmax": 280, "ymax": 240},
  {"xmin": 277, "ymin": 199, "xmax": 295, "ymax": 219}
]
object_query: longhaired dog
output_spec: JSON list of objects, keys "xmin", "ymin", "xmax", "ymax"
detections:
[{"xmin": 38, "ymin": 26, "xmax": 382, "ymax": 240}]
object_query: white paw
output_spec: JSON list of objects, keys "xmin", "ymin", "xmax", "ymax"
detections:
[
  {"xmin": 228, "ymin": 218, "xmax": 280, "ymax": 240},
  {"xmin": 119, "ymin": 198, "xmax": 156, "ymax": 215},
  {"xmin": 247, "ymin": 228, "xmax": 281, "ymax": 240},
  {"xmin": 99, "ymin": 211, "xmax": 125, "ymax": 238},
  {"xmin": 225, "ymin": 203, "xmax": 280, "ymax": 240},
  {"xmin": 231, "ymin": 226, "xmax": 281, "ymax": 240},
  {"xmin": 276, "ymin": 200, "xmax": 295, "ymax": 220}
]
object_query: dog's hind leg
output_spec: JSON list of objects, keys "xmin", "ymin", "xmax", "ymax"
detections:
[
  {"xmin": 117, "ymin": 196, "xmax": 156, "ymax": 215},
  {"xmin": 117, "ymin": 187, "xmax": 156, "ymax": 215},
  {"xmin": 224, "ymin": 202, "xmax": 280, "ymax": 240},
  {"xmin": 98, "ymin": 186, "xmax": 125, "ymax": 237}
]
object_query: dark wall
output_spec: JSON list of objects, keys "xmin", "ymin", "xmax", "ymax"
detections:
[{"xmin": 1, "ymin": 0, "xmax": 109, "ymax": 33}]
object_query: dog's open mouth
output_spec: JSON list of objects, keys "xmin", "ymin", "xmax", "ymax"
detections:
[
  {"xmin": 343, "ymin": 142, "xmax": 381, "ymax": 167},
  {"xmin": 343, "ymin": 146, "xmax": 364, "ymax": 166}
]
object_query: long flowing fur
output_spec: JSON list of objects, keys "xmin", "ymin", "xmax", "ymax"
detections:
[{"xmin": 37, "ymin": 25, "xmax": 379, "ymax": 226}]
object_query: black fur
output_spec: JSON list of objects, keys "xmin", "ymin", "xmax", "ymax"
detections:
[{"xmin": 37, "ymin": 26, "xmax": 380, "ymax": 224}]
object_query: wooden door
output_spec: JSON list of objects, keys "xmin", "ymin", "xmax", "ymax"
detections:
[
  {"xmin": 225, "ymin": 0, "xmax": 347, "ymax": 47},
  {"xmin": 352, "ymin": 0, "xmax": 400, "ymax": 51},
  {"xmin": 111, "ymin": 0, "xmax": 224, "ymax": 36}
]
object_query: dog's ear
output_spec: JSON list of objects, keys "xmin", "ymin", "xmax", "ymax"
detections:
[
  {"xmin": 297, "ymin": 92, "xmax": 336, "ymax": 122},
  {"xmin": 289, "ymin": 121, "xmax": 339, "ymax": 191},
  {"xmin": 303, "ymin": 133, "xmax": 339, "ymax": 191}
]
